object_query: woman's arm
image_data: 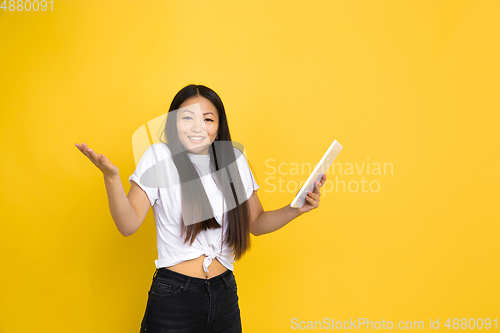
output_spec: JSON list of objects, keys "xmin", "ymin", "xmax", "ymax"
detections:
[
  {"xmin": 248, "ymin": 174, "xmax": 327, "ymax": 236},
  {"xmin": 248, "ymin": 191, "xmax": 302, "ymax": 236},
  {"xmin": 75, "ymin": 142, "xmax": 149, "ymax": 237},
  {"xmin": 105, "ymin": 175, "xmax": 150, "ymax": 237}
]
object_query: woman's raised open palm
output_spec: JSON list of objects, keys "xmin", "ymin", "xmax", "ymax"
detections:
[{"xmin": 75, "ymin": 143, "xmax": 119, "ymax": 178}]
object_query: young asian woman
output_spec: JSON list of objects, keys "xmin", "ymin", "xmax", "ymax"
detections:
[{"xmin": 75, "ymin": 84, "xmax": 327, "ymax": 333}]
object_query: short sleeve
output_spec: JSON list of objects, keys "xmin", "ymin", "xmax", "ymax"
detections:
[
  {"xmin": 234, "ymin": 148, "xmax": 260, "ymax": 200},
  {"xmin": 129, "ymin": 144, "xmax": 161, "ymax": 206}
]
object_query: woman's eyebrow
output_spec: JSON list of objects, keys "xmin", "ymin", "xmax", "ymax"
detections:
[{"xmin": 182, "ymin": 110, "xmax": 215, "ymax": 116}]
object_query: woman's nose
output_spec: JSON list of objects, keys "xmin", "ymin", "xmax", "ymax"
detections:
[{"xmin": 192, "ymin": 120, "xmax": 206, "ymax": 132}]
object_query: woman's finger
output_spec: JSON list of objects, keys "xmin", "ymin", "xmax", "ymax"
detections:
[
  {"xmin": 77, "ymin": 143, "xmax": 90, "ymax": 159},
  {"xmin": 305, "ymin": 193, "xmax": 319, "ymax": 208},
  {"xmin": 312, "ymin": 182, "xmax": 321, "ymax": 196},
  {"xmin": 83, "ymin": 145, "xmax": 102, "ymax": 167},
  {"xmin": 308, "ymin": 189, "xmax": 320, "ymax": 201},
  {"xmin": 304, "ymin": 195, "xmax": 314, "ymax": 208},
  {"xmin": 90, "ymin": 149, "xmax": 105, "ymax": 166},
  {"xmin": 86, "ymin": 147, "xmax": 98, "ymax": 163},
  {"xmin": 75, "ymin": 143, "xmax": 85, "ymax": 154},
  {"xmin": 77, "ymin": 143, "xmax": 92, "ymax": 159}
]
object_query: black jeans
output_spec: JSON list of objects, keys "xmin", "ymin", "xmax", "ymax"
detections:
[{"xmin": 140, "ymin": 267, "xmax": 242, "ymax": 333}]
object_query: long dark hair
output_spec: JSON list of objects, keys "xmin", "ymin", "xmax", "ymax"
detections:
[{"xmin": 159, "ymin": 84, "xmax": 251, "ymax": 260}]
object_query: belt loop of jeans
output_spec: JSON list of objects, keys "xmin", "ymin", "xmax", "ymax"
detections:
[
  {"xmin": 152, "ymin": 268, "xmax": 158, "ymax": 281},
  {"xmin": 220, "ymin": 272, "xmax": 230, "ymax": 290},
  {"xmin": 183, "ymin": 276, "xmax": 192, "ymax": 292}
]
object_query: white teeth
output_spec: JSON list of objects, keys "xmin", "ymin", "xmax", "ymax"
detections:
[{"xmin": 188, "ymin": 136, "xmax": 205, "ymax": 141}]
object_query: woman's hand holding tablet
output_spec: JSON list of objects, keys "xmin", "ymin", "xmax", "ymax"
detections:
[
  {"xmin": 295, "ymin": 173, "xmax": 327, "ymax": 214},
  {"xmin": 290, "ymin": 140, "xmax": 343, "ymax": 210}
]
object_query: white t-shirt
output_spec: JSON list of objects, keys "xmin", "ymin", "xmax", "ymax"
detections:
[{"xmin": 128, "ymin": 143, "xmax": 259, "ymax": 272}]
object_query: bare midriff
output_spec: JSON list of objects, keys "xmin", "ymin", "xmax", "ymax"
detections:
[{"xmin": 164, "ymin": 254, "xmax": 228, "ymax": 279}]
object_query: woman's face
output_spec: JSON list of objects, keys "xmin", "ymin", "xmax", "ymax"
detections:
[{"xmin": 177, "ymin": 96, "xmax": 219, "ymax": 155}]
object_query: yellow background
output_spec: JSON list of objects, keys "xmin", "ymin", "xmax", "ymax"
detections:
[{"xmin": 1, "ymin": 0, "xmax": 499, "ymax": 332}]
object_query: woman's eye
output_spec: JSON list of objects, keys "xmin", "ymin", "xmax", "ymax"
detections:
[{"xmin": 182, "ymin": 117, "xmax": 213, "ymax": 122}]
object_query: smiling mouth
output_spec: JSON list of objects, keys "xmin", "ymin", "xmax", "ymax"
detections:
[{"xmin": 188, "ymin": 136, "xmax": 205, "ymax": 142}]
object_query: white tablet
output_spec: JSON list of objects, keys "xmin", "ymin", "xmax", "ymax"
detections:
[{"xmin": 290, "ymin": 140, "xmax": 343, "ymax": 208}]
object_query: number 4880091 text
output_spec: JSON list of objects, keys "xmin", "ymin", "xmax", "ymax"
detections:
[{"xmin": 1, "ymin": 0, "xmax": 53, "ymax": 11}]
